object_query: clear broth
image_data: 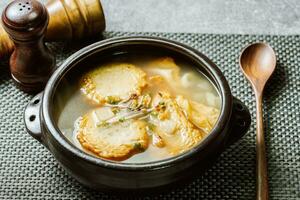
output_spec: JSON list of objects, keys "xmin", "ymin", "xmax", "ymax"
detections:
[{"xmin": 56, "ymin": 53, "xmax": 221, "ymax": 163}]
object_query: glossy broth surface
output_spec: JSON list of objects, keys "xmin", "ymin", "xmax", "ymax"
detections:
[{"xmin": 56, "ymin": 53, "xmax": 221, "ymax": 163}]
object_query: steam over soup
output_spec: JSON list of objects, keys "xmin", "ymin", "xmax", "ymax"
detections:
[{"xmin": 57, "ymin": 56, "xmax": 221, "ymax": 163}]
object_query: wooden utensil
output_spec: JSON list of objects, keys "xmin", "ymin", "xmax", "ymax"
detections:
[
  {"xmin": 239, "ymin": 42, "xmax": 276, "ymax": 200},
  {"xmin": 2, "ymin": 0, "xmax": 55, "ymax": 93},
  {"xmin": 0, "ymin": 0, "xmax": 106, "ymax": 59}
]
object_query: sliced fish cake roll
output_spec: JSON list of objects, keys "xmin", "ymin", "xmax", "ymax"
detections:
[
  {"xmin": 76, "ymin": 109, "xmax": 149, "ymax": 160},
  {"xmin": 175, "ymin": 95, "xmax": 220, "ymax": 133},
  {"xmin": 149, "ymin": 92, "xmax": 205, "ymax": 155},
  {"xmin": 80, "ymin": 63, "xmax": 147, "ymax": 105}
]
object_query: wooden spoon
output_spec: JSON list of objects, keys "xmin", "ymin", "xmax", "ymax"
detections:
[{"xmin": 239, "ymin": 42, "xmax": 276, "ymax": 200}]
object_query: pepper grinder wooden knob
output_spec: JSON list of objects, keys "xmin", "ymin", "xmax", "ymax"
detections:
[{"xmin": 2, "ymin": 0, "xmax": 55, "ymax": 93}]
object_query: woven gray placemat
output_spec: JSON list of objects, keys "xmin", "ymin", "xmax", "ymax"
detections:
[{"xmin": 0, "ymin": 32, "xmax": 299, "ymax": 200}]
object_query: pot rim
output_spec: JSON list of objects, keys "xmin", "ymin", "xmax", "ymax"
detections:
[{"xmin": 42, "ymin": 36, "xmax": 233, "ymax": 170}]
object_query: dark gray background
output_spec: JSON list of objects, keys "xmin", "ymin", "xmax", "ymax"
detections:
[
  {"xmin": 1, "ymin": 0, "xmax": 300, "ymax": 35},
  {"xmin": 100, "ymin": 0, "xmax": 300, "ymax": 35}
]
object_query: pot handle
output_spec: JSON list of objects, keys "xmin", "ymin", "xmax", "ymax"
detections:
[
  {"xmin": 24, "ymin": 92, "xmax": 43, "ymax": 143},
  {"xmin": 225, "ymin": 97, "xmax": 251, "ymax": 146}
]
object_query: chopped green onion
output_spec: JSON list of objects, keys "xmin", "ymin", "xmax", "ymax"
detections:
[
  {"xmin": 105, "ymin": 96, "xmax": 121, "ymax": 105},
  {"xmin": 159, "ymin": 101, "xmax": 165, "ymax": 106},
  {"xmin": 147, "ymin": 123, "xmax": 156, "ymax": 131},
  {"xmin": 97, "ymin": 121, "xmax": 109, "ymax": 127},
  {"xmin": 133, "ymin": 143, "xmax": 145, "ymax": 151},
  {"xmin": 111, "ymin": 107, "xmax": 120, "ymax": 114},
  {"xmin": 150, "ymin": 111, "xmax": 158, "ymax": 117},
  {"xmin": 118, "ymin": 117, "xmax": 125, "ymax": 123}
]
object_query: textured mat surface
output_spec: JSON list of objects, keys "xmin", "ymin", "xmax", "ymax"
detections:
[{"xmin": 0, "ymin": 32, "xmax": 299, "ymax": 200}]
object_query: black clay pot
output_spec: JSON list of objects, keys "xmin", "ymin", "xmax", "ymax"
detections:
[{"xmin": 24, "ymin": 36, "xmax": 251, "ymax": 191}]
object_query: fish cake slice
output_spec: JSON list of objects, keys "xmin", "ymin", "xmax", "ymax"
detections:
[
  {"xmin": 76, "ymin": 110, "xmax": 149, "ymax": 160},
  {"xmin": 80, "ymin": 63, "xmax": 147, "ymax": 105},
  {"xmin": 175, "ymin": 95, "xmax": 220, "ymax": 133},
  {"xmin": 149, "ymin": 92, "xmax": 204, "ymax": 155}
]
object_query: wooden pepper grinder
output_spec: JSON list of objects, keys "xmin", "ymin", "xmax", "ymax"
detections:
[
  {"xmin": 0, "ymin": 0, "xmax": 106, "ymax": 59},
  {"xmin": 2, "ymin": 0, "xmax": 55, "ymax": 93}
]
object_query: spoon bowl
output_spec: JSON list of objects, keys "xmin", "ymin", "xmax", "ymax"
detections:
[{"xmin": 240, "ymin": 43, "xmax": 276, "ymax": 91}]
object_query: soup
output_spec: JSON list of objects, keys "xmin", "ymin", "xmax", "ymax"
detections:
[{"xmin": 56, "ymin": 54, "xmax": 221, "ymax": 163}]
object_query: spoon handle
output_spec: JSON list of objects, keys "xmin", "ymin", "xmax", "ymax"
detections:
[{"xmin": 255, "ymin": 92, "xmax": 269, "ymax": 200}]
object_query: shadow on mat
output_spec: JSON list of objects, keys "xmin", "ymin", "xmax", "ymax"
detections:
[{"xmin": 264, "ymin": 61, "xmax": 287, "ymax": 100}]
